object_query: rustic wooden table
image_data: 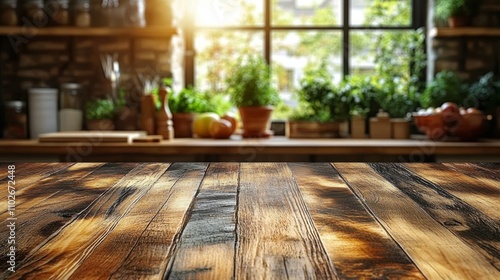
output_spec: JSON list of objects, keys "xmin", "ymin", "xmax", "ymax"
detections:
[{"xmin": 0, "ymin": 163, "xmax": 499, "ymax": 279}]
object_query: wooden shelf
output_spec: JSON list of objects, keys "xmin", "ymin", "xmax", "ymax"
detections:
[
  {"xmin": 0, "ymin": 26, "xmax": 178, "ymax": 37},
  {"xmin": 431, "ymin": 27, "xmax": 500, "ymax": 38}
]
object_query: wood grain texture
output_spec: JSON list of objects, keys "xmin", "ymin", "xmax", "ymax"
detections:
[
  {"xmin": 111, "ymin": 162, "xmax": 209, "ymax": 279},
  {"xmin": 236, "ymin": 163, "xmax": 337, "ymax": 279},
  {"xmin": 288, "ymin": 163, "xmax": 425, "ymax": 279},
  {"xmin": 334, "ymin": 163, "xmax": 500, "ymax": 279},
  {"xmin": 0, "ymin": 163, "xmax": 139, "ymax": 274},
  {"xmin": 165, "ymin": 163, "xmax": 239, "ymax": 279},
  {"xmin": 0, "ymin": 163, "xmax": 74, "ymax": 201},
  {"xmin": 10, "ymin": 163, "xmax": 170, "ymax": 279}
]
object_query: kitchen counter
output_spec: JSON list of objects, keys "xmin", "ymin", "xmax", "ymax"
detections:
[
  {"xmin": 1, "ymin": 137, "xmax": 500, "ymax": 162},
  {"xmin": 1, "ymin": 162, "xmax": 499, "ymax": 278}
]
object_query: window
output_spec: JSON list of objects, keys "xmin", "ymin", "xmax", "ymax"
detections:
[{"xmin": 185, "ymin": 0, "xmax": 426, "ymax": 108}]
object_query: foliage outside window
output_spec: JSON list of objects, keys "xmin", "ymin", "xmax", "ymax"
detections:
[{"xmin": 191, "ymin": 0, "xmax": 425, "ymax": 119}]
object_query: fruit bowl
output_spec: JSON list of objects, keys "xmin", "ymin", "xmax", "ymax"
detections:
[{"xmin": 413, "ymin": 103, "xmax": 491, "ymax": 141}]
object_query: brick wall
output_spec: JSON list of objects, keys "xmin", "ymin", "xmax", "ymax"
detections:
[{"xmin": 429, "ymin": 0, "xmax": 500, "ymax": 82}]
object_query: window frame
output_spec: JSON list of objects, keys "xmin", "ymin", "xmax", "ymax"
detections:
[{"xmin": 184, "ymin": 0, "xmax": 427, "ymax": 87}]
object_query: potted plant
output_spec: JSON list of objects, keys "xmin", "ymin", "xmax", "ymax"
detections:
[
  {"xmin": 169, "ymin": 86, "xmax": 211, "ymax": 138},
  {"xmin": 85, "ymin": 98, "xmax": 116, "ymax": 130},
  {"xmin": 288, "ymin": 69, "xmax": 340, "ymax": 138},
  {"xmin": 434, "ymin": 0, "xmax": 483, "ymax": 27},
  {"xmin": 227, "ymin": 55, "xmax": 280, "ymax": 138}
]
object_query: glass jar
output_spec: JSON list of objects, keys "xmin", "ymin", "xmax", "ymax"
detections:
[
  {"xmin": 0, "ymin": 0, "xmax": 19, "ymax": 26},
  {"xmin": 59, "ymin": 83, "xmax": 84, "ymax": 131},
  {"xmin": 73, "ymin": 0, "xmax": 91, "ymax": 27},
  {"xmin": 49, "ymin": 0, "xmax": 70, "ymax": 26},
  {"xmin": 91, "ymin": 0, "xmax": 124, "ymax": 27},
  {"xmin": 23, "ymin": 0, "xmax": 45, "ymax": 23},
  {"xmin": 4, "ymin": 101, "xmax": 27, "ymax": 139}
]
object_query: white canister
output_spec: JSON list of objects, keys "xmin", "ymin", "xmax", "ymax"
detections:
[{"xmin": 29, "ymin": 88, "xmax": 58, "ymax": 139}]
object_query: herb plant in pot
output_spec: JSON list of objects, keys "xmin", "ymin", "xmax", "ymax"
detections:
[
  {"xmin": 85, "ymin": 98, "xmax": 116, "ymax": 130},
  {"xmin": 169, "ymin": 86, "xmax": 211, "ymax": 138},
  {"xmin": 434, "ymin": 0, "xmax": 482, "ymax": 27},
  {"xmin": 227, "ymin": 55, "xmax": 280, "ymax": 138},
  {"xmin": 288, "ymin": 69, "xmax": 339, "ymax": 138}
]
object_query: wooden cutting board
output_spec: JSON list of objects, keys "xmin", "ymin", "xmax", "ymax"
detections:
[{"xmin": 38, "ymin": 131, "xmax": 147, "ymax": 143}]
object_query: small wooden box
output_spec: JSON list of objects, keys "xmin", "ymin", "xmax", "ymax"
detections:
[
  {"xmin": 351, "ymin": 115, "xmax": 366, "ymax": 139},
  {"xmin": 370, "ymin": 111, "xmax": 391, "ymax": 139}
]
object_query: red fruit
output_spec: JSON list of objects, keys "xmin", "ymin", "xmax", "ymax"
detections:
[
  {"xmin": 209, "ymin": 119, "xmax": 233, "ymax": 139},
  {"xmin": 222, "ymin": 113, "xmax": 238, "ymax": 134}
]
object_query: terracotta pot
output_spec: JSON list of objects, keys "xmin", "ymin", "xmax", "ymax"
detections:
[
  {"xmin": 172, "ymin": 113, "xmax": 195, "ymax": 138},
  {"xmin": 448, "ymin": 15, "xmax": 470, "ymax": 28},
  {"xmin": 86, "ymin": 119, "xmax": 115, "ymax": 131},
  {"xmin": 238, "ymin": 106, "xmax": 274, "ymax": 138}
]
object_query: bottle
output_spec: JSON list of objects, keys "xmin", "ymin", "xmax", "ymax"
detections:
[
  {"xmin": 0, "ymin": 0, "xmax": 19, "ymax": 26},
  {"xmin": 156, "ymin": 82, "xmax": 174, "ymax": 140},
  {"xmin": 4, "ymin": 101, "xmax": 27, "ymax": 139},
  {"xmin": 59, "ymin": 83, "xmax": 83, "ymax": 131}
]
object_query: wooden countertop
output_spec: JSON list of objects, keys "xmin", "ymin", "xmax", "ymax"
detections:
[
  {"xmin": 1, "ymin": 137, "xmax": 500, "ymax": 157},
  {"xmin": 1, "ymin": 162, "xmax": 499, "ymax": 279}
]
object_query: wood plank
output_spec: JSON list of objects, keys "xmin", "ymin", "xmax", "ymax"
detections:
[
  {"xmin": 9, "ymin": 163, "xmax": 170, "ymax": 279},
  {"xmin": 0, "ymin": 163, "xmax": 139, "ymax": 275},
  {"xmin": 235, "ymin": 163, "xmax": 338, "ymax": 279},
  {"xmin": 397, "ymin": 163, "xmax": 500, "ymax": 271},
  {"xmin": 111, "ymin": 163, "xmax": 209, "ymax": 279},
  {"xmin": 404, "ymin": 163, "xmax": 500, "ymax": 222},
  {"xmin": 288, "ymin": 163, "xmax": 425, "ymax": 279},
  {"xmin": 443, "ymin": 163, "xmax": 500, "ymax": 191},
  {"xmin": 67, "ymin": 163, "xmax": 175, "ymax": 278},
  {"xmin": 0, "ymin": 163, "xmax": 104, "ymax": 220},
  {"xmin": 334, "ymin": 163, "xmax": 500, "ymax": 279},
  {"xmin": 0, "ymin": 163, "xmax": 73, "ymax": 200},
  {"xmin": 430, "ymin": 27, "xmax": 500, "ymax": 38},
  {"xmin": 164, "ymin": 163, "xmax": 239, "ymax": 279}
]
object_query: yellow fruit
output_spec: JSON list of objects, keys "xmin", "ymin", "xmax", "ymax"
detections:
[{"xmin": 193, "ymin": 113, "xmax": 219, "ymax": 138}]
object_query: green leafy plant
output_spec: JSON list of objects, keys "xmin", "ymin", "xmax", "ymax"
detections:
[
  {"xmin": 467, "ymin": 72, "xmax": 500, "ymax": 112},
  {"xmin": 421, "ymin": 71, "xmax": 468, "ymax": 108},
  {"xmin": 169, "ymin": 86, "xmax": 211, "ymax": 114},
  {"xmin": 227, "ymin": 55, "xmax": 280, "ymax": 107},
  {"xmin": 434, "ymin": 0, "xmax": 482, "ymax": 22},
  {"xmin": 290, "ymin": 68, "xmax": 335, "ymax": 122},
  {"xmin": 85, "ymin": 98, "xmax": 115, "ymax": 120}
]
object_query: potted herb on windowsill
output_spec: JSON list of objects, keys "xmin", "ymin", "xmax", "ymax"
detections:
[
  {"xmin": 288, "ymin": 69, "xmax": 341, "ymax": 138},
  {"xmin": 85, "ymin": 98, "xmax": 116, "ymax": 130},
  {"xmin": 169, "ymin": 86, "xmax": 211, "ymax": 138},
  {"xmin": 434, "ymin": 0, "xmax": 483, "ymax": 27},
  {"xmin": 227, "ymin": 55, "xmax": 280, "ymax": 138}
]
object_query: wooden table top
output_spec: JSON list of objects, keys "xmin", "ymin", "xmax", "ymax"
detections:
[
  {"xmin": 1, "ymin": 137, "xmax": 500, "ymax": 155},
  {"xmin": 1, "ymin": 162, "xmax": 499, "ymax": 279}
]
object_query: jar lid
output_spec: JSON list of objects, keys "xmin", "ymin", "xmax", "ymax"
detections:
[
  {"xmin": 61, "ymin": 83, "xmax": 82, "ymax": 90},
  {"xmin": 5, "ymin": 101, "xmax": 25, "ymax": 108}
]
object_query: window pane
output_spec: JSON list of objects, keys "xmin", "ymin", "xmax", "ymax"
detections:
[
  {"xmin": 272, "ymin": 31, "xmax": 342, "ymax": 107},
  {"xmin": 272, "ymin": 0, "xmax": 342, "ymax": 26},
  {"xmin": 195, "ymin": 31, "xmax": 264, "ymax": 92},
  {"xmin": 193, "ymin": 0, "xmax": 264, "ymax": 27},
  {"xmin": 350, "ymin": 0, "xmax": 411, "ymax": 26},
  {"xmin": 350, "ymin": 30, "xmax": 416, "ymax": 77}
]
